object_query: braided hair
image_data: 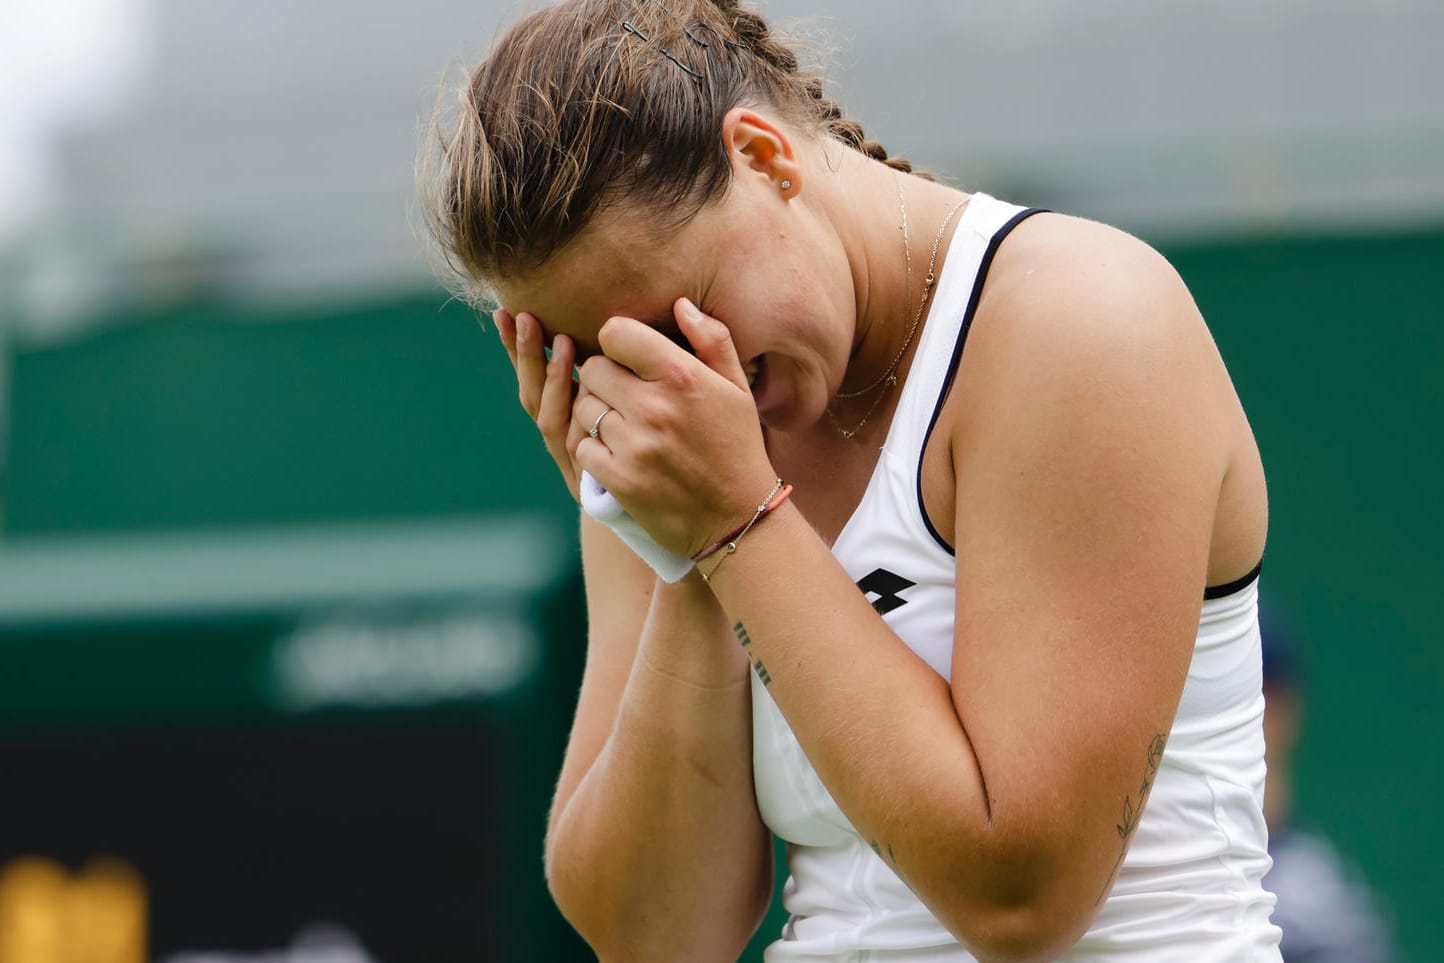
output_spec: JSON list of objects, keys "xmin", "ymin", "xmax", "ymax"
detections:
[
  {"xmin": 710, "ymin": 0, "xmax": 930, "ymax": 179},
  {"xmin": 421, "ymin": 0, "xmax": 928, "ymax": 302}
]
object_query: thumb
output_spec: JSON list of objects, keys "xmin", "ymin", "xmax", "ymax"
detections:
[{"xmin": 675, "ymin": 297, "xmax": 749, "ymax": 392}]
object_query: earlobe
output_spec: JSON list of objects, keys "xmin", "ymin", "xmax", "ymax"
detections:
[{"xmin": 722, "ymin": 107, "xmax": 803, "ymax": 198}]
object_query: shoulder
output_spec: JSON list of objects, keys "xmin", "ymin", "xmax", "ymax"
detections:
[
  {"xmin": 941, "ymin": 210, "xmax": 1236, "ymax": 552},
  {"xmin": 951, "ymin": 210, "xmax": 1230, "ymax": 451},
  {"xmin": 973, "ymin": 211, "xmax": 1206, "ymax": 366}
]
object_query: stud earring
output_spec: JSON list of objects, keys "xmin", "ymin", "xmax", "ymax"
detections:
[{"xmin": 780, "ymin": 179, "xmax": 792, "ymax": 191}]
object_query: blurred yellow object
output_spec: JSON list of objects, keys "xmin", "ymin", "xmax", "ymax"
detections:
[{"xmin": 0, "ymin": 857, "xmax": 146, "ymax": 963}]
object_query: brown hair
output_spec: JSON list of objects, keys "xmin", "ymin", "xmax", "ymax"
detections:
[{"xmin": 419, "ymin": 0, "xmax": 928, "ymax": 303}]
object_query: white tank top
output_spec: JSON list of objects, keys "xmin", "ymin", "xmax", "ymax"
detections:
[{"xmin": 751, "ymin": 194, "xmax": 1283, "ymax": 962}]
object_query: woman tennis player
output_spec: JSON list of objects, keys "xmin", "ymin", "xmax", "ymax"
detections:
[{"xmin": 423, "ymin": 1, "xmax": 1281, "ymax": 959}]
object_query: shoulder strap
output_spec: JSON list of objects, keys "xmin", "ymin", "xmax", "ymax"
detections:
[{"xmin": 886, "ymin": 194, "xmax": 1048, "ymax": 553}]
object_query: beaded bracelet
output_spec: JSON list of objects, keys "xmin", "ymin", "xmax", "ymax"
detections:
[{"xmin": 695, "ymin": 480, "xmax": 794, "ymax": 583}]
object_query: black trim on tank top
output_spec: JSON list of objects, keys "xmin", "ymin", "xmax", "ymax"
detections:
[
  {"xmin": 917, "ymin": 207, "xmax": 1048, "ymax": 555},
  {"xmin": 1203, "ymin": 559, "xmax": 1263, "ymax": 599},
  {"xmin": 914, "ymin": 207, "xmax": 1264, "ymax": 605}
]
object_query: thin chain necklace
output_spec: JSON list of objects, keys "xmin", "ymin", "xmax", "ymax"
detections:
[{"xmin": 827, "ymin": 182, "xmax": 968, "ymax": 440}]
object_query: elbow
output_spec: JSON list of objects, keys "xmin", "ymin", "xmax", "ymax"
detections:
[
  {"xmin": 922, "ymin": 841, "xmax": 1097, "ymax": 963},
  {"xmin": 543, "ymin": 833, "xmax": 767, "ymax": 963},
  {"xmin": 543, "ymin": 853, "xmax": 628, "ymax": 961},
  {"xmin": 542, "ymin": 845, "xmax": 587, "ymax": 941},
  {"xmin": 543, "ymin": 827, "xmax": 613, "ymax": 956},
  {"xmin": 960, "ymin": 900, "xmax": 1093, "ymax": 963}
]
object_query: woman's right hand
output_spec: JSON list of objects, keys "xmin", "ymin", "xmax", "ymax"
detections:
[{"xmin": 494, "ymin": 307, "xmax": 584, "ymax": 502}]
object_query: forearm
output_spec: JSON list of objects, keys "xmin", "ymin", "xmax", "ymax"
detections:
[
  {"xmin": 704, "ymin": 504, "xmax": 1082, "ymax": 961},
  {"xmin": 546, "ymin": 576, "xmax": 772, "ymax": 961}
]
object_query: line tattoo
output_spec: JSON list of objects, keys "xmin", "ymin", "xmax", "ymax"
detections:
[
  {"xmin": 733, "ymin": 621, "xmax": 752, "ymax": 648},
  {"xmin": 734, "ymin": 621, "xmax": 771, "ymax": 686},
  {"xmin": 1097, "ymin": 733, "xmax": 1168, "ymax": 905},
  {"xmin": 870, "ymin": 838, "xmax": 912, "ymax": 890}
]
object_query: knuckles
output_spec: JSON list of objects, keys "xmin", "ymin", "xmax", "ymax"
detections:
[
  {"xmin": 577, "ymin": 354, "xmax": 606, "ymax": 384},
  {"xmin": 660, "ymin": 359, "xmax": 695, "ymax": 391},
  {"xmin": 626, "ymin": 394, "xmax": 665, "ymax": 432},
  {"xmin": 596, "ymin": 315, "xmax": 631, "ymax": 352},
  {"xmin": 517, "ymin": 385, "xmax": 537, "ymax": 418}
]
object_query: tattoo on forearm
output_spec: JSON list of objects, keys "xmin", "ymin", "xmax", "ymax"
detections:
[
  {"xmin": 733, "ymin": 620, "xmax": 771, "ymax": 686},
  {"xmin": 1097, "ymin": 732, "xmax": 1168, "ymax": 904}
]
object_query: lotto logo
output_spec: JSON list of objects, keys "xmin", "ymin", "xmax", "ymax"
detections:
[{"xmin": 856, "ymin": 568, "xmax": 916, "ymax": 615}]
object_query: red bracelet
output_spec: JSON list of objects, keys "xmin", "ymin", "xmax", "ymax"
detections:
[
  {"xmin": 696, "ymin": 482, "xmax": 794, "ymax": 583},
  {"xmin": 693, "ymin": 479, "xmax": 785, "ymax": 562}
]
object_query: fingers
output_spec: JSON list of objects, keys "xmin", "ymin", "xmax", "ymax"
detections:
[
  {"xmin": 536, "ymin": 331, "xmax": 578, "ymax": 446},
  {"xmin": 674, "ymin": 297, "xmax": 749, "ymax": 392},
  {"xmin": 589, "ymin": 303, "xmax": 748, "ymax": 398},
  {"xmin": 571, "ymin": 392, "xmax": 619, "ymax": 482},
  {"xmin": 512, "ymin": 311, "xmax": 549, "ymax": 419},
  {"xmin": 502, "ymin": 307, "xmax": 584, "ymax": 500},
  {"xmin": 493, "ymin": 308, "xmax": 519, "ymax": 370},
  {"xmin": 595, "ymin": 316, "xmax": 690, "ymax": 384},
  {"xmin": 575, "ymin": 352, "xmax": 648, "ymax": 406},
  {"xmin": 572, "ymin": 393, "xmax": 619, "ymax": 448}
]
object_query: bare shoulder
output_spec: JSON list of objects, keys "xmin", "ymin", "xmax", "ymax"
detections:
[
  {"xmin": 940, "ymin": 206, "xmax": 1265, "ymax": 585},
  {"xmin": 952, "ymin": 211, "xmax": 1237, "ymax": 443},
  {"xmin": 973, "ymin": 212, "xmax": 1210, "ymax": 364}
]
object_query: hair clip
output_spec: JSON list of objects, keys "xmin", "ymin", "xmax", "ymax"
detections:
[
  {"xmin": 620, "ymin": 18, "xmax": 703, "ymax": 80},
  {"xmin": 661, "ymin": 50, "xmax": 704, "ymax": 79},
  {"xmin": 687, "ymin": 21, "xmax": 746, "ymax": 53},
  {"xmin": 684, "ymin": 26, "xmax": 710, "ymax": 48}
]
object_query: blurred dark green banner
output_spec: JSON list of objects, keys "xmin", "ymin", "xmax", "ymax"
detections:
[{"xmin": 1, "ymin": 228, "xmax": 1441, "ymax": 960}]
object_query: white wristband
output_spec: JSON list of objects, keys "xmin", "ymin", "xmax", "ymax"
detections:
[{"xmin": 579, "ymin": 471, "xmax": 694, "ymax": 583}]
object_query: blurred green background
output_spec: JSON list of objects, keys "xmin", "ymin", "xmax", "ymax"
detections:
[
  {"xmin": 1, "ymin": 2, "xmax": 1441, "ymax": 961},
  {"xmin": 3, "ymin": 228, "xmax": 1440, "ymax": 960}
]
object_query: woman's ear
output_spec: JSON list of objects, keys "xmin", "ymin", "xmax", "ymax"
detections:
[{"xmin": 721, "ymin": 107, "xmax": 802, "ymax": 199}]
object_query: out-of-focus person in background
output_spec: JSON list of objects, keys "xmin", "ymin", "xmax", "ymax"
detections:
[{"xmin": 1261, "ymin": 608, "xmax": 1401, "ymax": 963}]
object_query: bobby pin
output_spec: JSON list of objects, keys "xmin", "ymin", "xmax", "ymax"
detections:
[
  {"xmin": 688, "ymin": 20, "xmax": 748, "ymax": 52},
  {"xmin": 661, "ymin": 49, "xmax": 703, "ymax": 78},
  {"xmin": 619, "ymin": 19, "xmax": 705, "ymax": 79}
]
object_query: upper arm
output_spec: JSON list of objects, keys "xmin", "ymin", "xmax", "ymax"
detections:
[{"xmin": 946, "ymin": 218, "xmax": 1229, "ymax": 918}]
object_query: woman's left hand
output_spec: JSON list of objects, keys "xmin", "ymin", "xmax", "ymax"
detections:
[{"xmin": 569, "ymin": 297, "xmax": 777, "ymax": 559}]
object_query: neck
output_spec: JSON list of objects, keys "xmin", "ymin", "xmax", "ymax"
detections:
[{"xmin": 808, "ymin": 147, "xmax": 968, "ymax": 409}]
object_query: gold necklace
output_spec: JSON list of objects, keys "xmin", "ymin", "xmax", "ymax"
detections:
[{"xmin": 827, "ymin": 184, "xmax": 968, "ymax": 440}]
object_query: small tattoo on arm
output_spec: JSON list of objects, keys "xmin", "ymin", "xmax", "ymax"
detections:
[
  {"xmin": 734, "ymin": 620, "xmax": 771, "ymax": 686},
  {"xmin": 870, "ymin": 839, "xmax": 912, "ymax": 889},
  {"xmin": 1098, "ymin": 733, "xmax": 1168, "ymax": 905}
]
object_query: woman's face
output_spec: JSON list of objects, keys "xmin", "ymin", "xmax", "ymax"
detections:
[{"xmin": 494, "ymin": 173, "xmax": 859, "ymax": 433}]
